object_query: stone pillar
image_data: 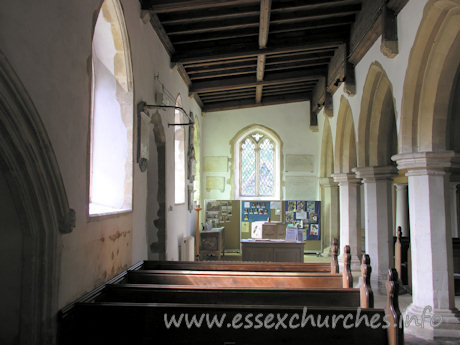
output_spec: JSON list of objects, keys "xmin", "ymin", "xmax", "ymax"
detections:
[
  {"xmin": 449, "ymin": 182, "xmax": 459, "ymax": 238},
  {"xmin": 393, "ymin": 152, "xmax": 460, "ymax": 339},
  {"xmin": 395, "ymin": 183, "xmax": 409, "ymax": 237},
  {"xmin": 332, "ymin": 173, "xmax": 361, "ymax": 270},
  {"xmin": 354, "ymin": 166, "xmax": 396, "ymax": 293},
  {"xmin": 319, "ymin": 177, "xmax": 339, "ymax": 252}
]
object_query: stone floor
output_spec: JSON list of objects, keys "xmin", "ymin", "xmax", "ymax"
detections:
[
  {"xmin": 405, "ymin": 334, "xmax": 460, "ymax": 345},
  {"xmin": 218, "ymin": 253, "xmax": 460, "ymax": 344}
]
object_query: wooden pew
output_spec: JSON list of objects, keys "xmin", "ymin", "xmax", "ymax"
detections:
[
  {"xmin": 98, "ymin": 250, "xmax": 369, "ymax": 309},
  {"xmin": 140, "ymin": 237, "xmax": 341, "ymax": 274},
  {"xmin": 98, "ymin": 285, "xmax": 361, "ymax": 307},
  {"xmin": 59, "ymin": 265, "xmax": 400, "ymax": 345},
  {"xmin": 141, "ymin": 260, "xmax": 332, "ymax": 272},
  {"xmin": 128, "ymin": 242, "xmax": 352, "ymax": 290},
  {"xmin": 126, "ymin": 270, "xmax": 345, "ymax": 288}
]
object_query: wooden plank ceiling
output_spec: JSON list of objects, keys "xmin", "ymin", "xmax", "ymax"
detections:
[{"xmin": 140, "ymin": 0, "xmax": 362, "ymax": 112}]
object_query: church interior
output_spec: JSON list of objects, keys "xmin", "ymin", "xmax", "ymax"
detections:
[{"xmin": 1, "ymin": 0, "xmax": 460, "ymax": 344}]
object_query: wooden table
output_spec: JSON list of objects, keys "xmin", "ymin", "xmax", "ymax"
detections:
[{"xmin": 241, "ymin": 239, "xmax": 304, "ymax": 262}]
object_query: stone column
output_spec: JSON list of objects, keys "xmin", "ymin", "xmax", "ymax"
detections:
[
  {"xmin": 393, "ymin": 152, "xmax": 460, "ymax": 339},
  {"xmin": 449, "ymin": 182, "xmax": 459, "ymax": 238},
  {"xmin": 395, "ymin": 183, "xmax": 409, "ymax": 237},
  {"xmin": 319, "ymin": 177, "xmax": 339, "ymax": 252},
  {"xmin": 331, "ymin": 173, "xmax": 361, "ymax": 270},
  {"xmin": 354, "ymin": 166, "xmax": 396, "ymax": 293}
]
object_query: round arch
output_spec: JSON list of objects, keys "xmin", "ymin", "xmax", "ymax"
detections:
[
  {"xmin": 400, "ymin": 0, "xmax": 460, "ymax": 153},
  {"xmin": 358, "ymin": 62, "xmax": 398, "ymax": 167},
  {"xmin": 334, "ymin": 96, "xmax": 357, "ymax": 173}
]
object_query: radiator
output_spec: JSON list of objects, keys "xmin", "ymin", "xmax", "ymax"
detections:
[{"xmin": 181, "ymin": 236, "xmax": 195, "ymax": 261}]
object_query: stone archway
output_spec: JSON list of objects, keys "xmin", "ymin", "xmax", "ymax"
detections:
[
  {"xmin": 355, "ymin": 62, "xmax": 398, "ymax": 292},
  {"xmin": 334, "ymin": 96, "xmax": 357, "ymax": 174},
  {"xmin": 393, "ymin": 0, "xmax": 460, "ymax": 338},
  {"xmin": 399, "ymin": 0, "xmax": 460, "ymax": 153},
  {"xmin": 357, "ymin": 62, "xmax": 397, "ymax": 168},
  {"xmin": 319, "ymin": 118, "xmax": 339, "ymax": 252},
  {"xmin": 332, "ymin": 96, "xmax": 361, "ymax": 268},
  {"xmin": 0, "ymin": 52, "xmax": 74, "ymax": 344}
]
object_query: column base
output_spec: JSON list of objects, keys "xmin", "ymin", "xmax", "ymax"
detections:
[{"xmin": 403, "ymin": 304, "xmax": 460, "ymax": 339}]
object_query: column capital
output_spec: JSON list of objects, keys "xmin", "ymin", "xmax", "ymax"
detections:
[
  {"xmin": 318, "ymin": 177, "xmax": 338, "ymax": 187},
  {"xmin": 353, "ymin": 165, "xmax": 397, "ymax": 182},
  {"xmin": 392, "ymin": 151, "xmax": 459, "ymax": 176},
  {"xmin": 394, "ymin": 182, "xmax": 408, "ymax": 192},
  {"xmin": 331, "ymin": 172, "xmax": 361, "ymax": 185}
]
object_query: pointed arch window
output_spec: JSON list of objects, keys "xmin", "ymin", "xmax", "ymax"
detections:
[{"xmin": 234, "ymin": 127, "xmax": 281, "ymax": 200}]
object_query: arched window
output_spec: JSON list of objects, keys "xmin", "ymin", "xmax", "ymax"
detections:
[
  {"xmin": 89, "ymin": 0, "xmax": 133, "ymax": 215},
  {"xmin": 174, "ymin": 96, "xmax": 185, "ymax": 204},
  {"xmin": 233, "ymin": 126, "xmax": 281, "ymax": 200}
]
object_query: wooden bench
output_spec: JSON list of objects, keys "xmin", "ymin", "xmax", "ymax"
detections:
[
  {"xmin": 140, "ymin": 237, "xmax": 341, "ymax": 274},
  {"xmin": 125, "ymin": 243, "xmax": 351, "ymax": 290},
  {"xmin": 59, "ymin": 263, "xmax": 400, "ymax": 345},
  {"xmin": 98, "ymin": 250, "xmax": 369, "ymax": 309},
  {"xmin": 98, "ymin": 284, "xmax": 361, "ymax": 307}
]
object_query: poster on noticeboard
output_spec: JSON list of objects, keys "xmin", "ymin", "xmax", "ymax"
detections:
[{"xmin": 284, "ymin": 200, "xmax": 321, "ymax": 241}]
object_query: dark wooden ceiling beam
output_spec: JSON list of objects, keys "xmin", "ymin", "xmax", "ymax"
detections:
[
  {"xmin": 165, "ymin": 18, "xmax": 259, "ymax": 36},
  {"xmin": 270, "ymin": 0, "xmax": 360, "ymax": 13},
  {"xmin": 264, "ymin": 86, "xmax": 313, "ymax": 96},
  {"xmin": 187, "ymin": 62, "xmax": 257, "ymax": 74},
  {"xmin": 201, "ymin": 89, "xmax": 255, "ymax": 98},
  {"xmin": 263, "ymin": 81, "xmax": 317, "ymax": 90},
  {"xmin": 269, "ymin": 15, "xmax": 355, "ymax": 34},
  {"xmin": 265, "ymin": 60, "xmax": 330, "ymax": 73},
  {"xmin": 190, "ymin": 68, "xmax": 324, "ymax": 93},
  {"xmin": 203, "ymin": 93, "xmax": 311, "ymax": 112},
  {"xmin": 202, "ymin": 93, "xmax": 256, "ymax": 103},
  {"xmin": 266, "ymin": 53, "xmax": 333, "ymax": 65},
  {"xmin": 256, "ymin": 0, "xmax": 271, "ymax": 104},
  {"xmin": 184, "ymin": 57, "xmax": 256, "ymax": 69},
  {"xmin": 190, "ymin": 69, "xmax": 255, "ymax": 80},
  {"xmin": 269, "ymin": 4, "xmax": 361, "ymax": 25},
  {"xmin": 172, "ymin": 29, "xmax": 259, "ymax": 45},
  {"xmin": 267, "ymin": 48, "xmax": 335, "ymax": 59},
  {"xmin": 141, "ymin": 0, "xmax": 259, "ymax": 13},
  {"xmin": 200, "ymin": 88, "xmax": 255, "ymax": 97},
  {"xmin": 173, "ymin": 40, "xmax": 344, "ymax": 65},
  {"xmin": 159, "ymin": 6, "xmax": 260, "ymax": 25},
  {"xmin": 205, "ymin": 94, "xmax": 254, "ymax": 102}
]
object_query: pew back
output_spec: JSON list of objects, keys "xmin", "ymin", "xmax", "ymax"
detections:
[
  {"xmin": 141, "ymin": 260, "xmax": 332, "ymax": 272},
  {"xmin": 99, "ymin": 283, "xmax": 361, "ymax": 307},
  {"xmin": 127, "ymin": 270, "xmax": 344, "ymax": 289}
]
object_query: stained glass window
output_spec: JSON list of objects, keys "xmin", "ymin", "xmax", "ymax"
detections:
[{"xmin": 240, "ymin": 133, "xmax": 275, "ymax": 197}]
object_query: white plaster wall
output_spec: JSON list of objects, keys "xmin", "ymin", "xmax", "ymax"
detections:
[
  {"xmin": 201, "ymin": 101, "xmax": 320, "ymax": 201},
  {"xmin": 0, "ymin": 0, "xmax": 201, "ymax": 307}
]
